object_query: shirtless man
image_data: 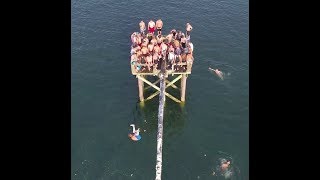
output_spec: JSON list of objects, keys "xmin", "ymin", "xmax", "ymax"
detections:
[
  {"xmin": 153, "ymin": 44, "xmax": 160, "ymax": 56},
  {"xmin": 153, "ymin": 45, "xmax": 160, "ymax": 68},
  {"xmin": 167, "ymin": 45, "xmax": 175, "ymax": 67},
  {"xmin": 180, "ymin": 34, "xmax": 187, "ymax": 48},
  {"xmin": 156, "ymin": 19, "xmax": 163, "ymax": 35},
  {"xmin": 136, "ymin": 49, "xmax": 142, "ymax": 63},
  {"xmin": 186, "ymin": 53, "xmax": 193, "ymax": 64},
  {"xmin": 136, "ymin": 33, "xmax": 142, "ymax": 46},
  {"xmin": 209, "ymin": 67, "xmax": 224, "ymax": 80},
  {"xmin": 156, "ymin": 34, "xmax": 163, "ymax": 45},
  {"xmin": 131, "ymin": 32, "xmax": 137, "ymax": 45},
  {"xmin": 141, "ymin": 46, "xmax": 149, "ymax": 56},
  {"xmin": 160, "ymin": 42, "xmax": 167, "ymax": 57},
  {"xmin": 186, "ymin": 23, "xmax": 192, "ymax": 38},
  {"xmin": 140, "ymin": 46, "xmax": 148, "ymax": 64},
  {"xmin": 153, "ymin": 53, "xmax": 159, "ymax": 67},
  {"xmin": 147, "ymin": 33, "xmax": 153, "ymax": 43},
  {"xmin": 146, "ymin": 54, "xmax": 153, "ymax": 71},
  {"xmin": 151, "ymin": 36, "xmax": 157, "ymax": 45},
  {"xmin": 176, "ymin": 31, "xmax": 182, "ymax": 41},
  {"xmin": 148, "ymin": 20, "xmax": 156, "ymax": 34},
  {"xmin": 131, "ymin": 44, "xmax": 141, "ymax": 55},
  {"xmin": 147, "ymin": 42, "xmax": 154, "ymax": 54},
  {"xmin": 221, "ymin": 160, "xmax": 231, "ymax": 171},
  {"xmin": 139, "ymin": 21, "xmax": 146, "ymax": 35},
  {"xmin": 173, "ymin": 39, "xmax": 180, "ymax": 48},
  {"xmin": 188, "ymin": 42, "xmax": 193, "ymax": 55},
  {"xmin": 142, "ymin": 37, "xmax": 149, "ymax": 47},
  {"xmin": 131, "ymin": 53, "xmax": 138, "ymax": 72},
  {"xmin": 171, "ymin": 29, "xmax": 177, "ymax": 39},
  {"xmin": 166, "ymin": 33, "xmax": 173, "ymax": 44},
  {"xmin": 174, "ymin": 46, "xmax": 182, "ymax": 64},
  {"xmin": 168, "ymin": 44, "xmax": 175, "ymax": 53}
]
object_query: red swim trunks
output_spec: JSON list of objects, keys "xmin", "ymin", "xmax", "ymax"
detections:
[{"xmin": 148, "ymin": 26, "xmax": 155, "ymax": 34}]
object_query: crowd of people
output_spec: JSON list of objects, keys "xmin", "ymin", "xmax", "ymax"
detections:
[{"xmin": 130, "ymin": 19, "xmax": 194, "ymax": 73}]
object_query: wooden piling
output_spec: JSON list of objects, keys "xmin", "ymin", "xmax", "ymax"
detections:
[
  {"xmin": 180, "ymin": 74, "xmax": 187, "ymax": 102},
  {"xmin": 138, "ymin": 76, "xmax": 144, "ymax": 102}
]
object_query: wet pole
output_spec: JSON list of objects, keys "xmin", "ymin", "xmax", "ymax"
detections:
[{"xmin": 155, "ymin": 57, "xmax": 166, "ymax": 180}]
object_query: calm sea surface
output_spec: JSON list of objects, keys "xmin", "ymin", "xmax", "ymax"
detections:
[{"xmin": 72, "ymin": 0, "xmax": 248, "ymax": 179}]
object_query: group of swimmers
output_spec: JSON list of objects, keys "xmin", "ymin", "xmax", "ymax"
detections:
[{"xmin": 130, "ymin": 19, "xmax": 194, "ymax": 72}]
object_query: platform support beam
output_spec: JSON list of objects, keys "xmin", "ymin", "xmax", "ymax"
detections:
[
  {"xmin": 138, "ymin": 76, "xmax": 144, "ymax": 102},
  {"xmin": 180, "ymin": 74, "xmax": 187, "ymax": 102},
  {"xmin": 137, "ymin": 75, "xmax": 181, "ymax": 103}
]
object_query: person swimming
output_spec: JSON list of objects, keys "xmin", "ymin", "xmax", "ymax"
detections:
[
  {"xmin": 209, "ymin": 67, "xmax": 224, "ymax": 80},
  {"xmin": 129, "ymin": 124, "xmax": 141, "ymax": 141},
  {"xmin": 221, "ymin": 159, "xmax": 231, "ymax": 171}
]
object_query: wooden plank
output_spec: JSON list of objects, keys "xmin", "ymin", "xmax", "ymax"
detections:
[
  {"xmin": 138, "ymin": 76, "xmax": 144, "ymax": 102},
  {"xmin": 165, "ymin": 79, "xmax": 178, "ymax": 89},
  {"xmin": 144, "ymin": 79, "xmax": 161, "ymax": 90},
  {"xmin": 145, "ymin": 75, "xmax": 182, "ymax": 101},
  {"xmin": 137, "ymin": 75, "xmax": 181, "ymax": 103},
  {"xmin": 180, "ymin": 74, "xmax": 187, "ymax": 102}
]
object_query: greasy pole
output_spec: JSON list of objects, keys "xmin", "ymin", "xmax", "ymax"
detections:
[{"xmin": 155, "ymin": 57, "xmax": 166, "ymax": 180}]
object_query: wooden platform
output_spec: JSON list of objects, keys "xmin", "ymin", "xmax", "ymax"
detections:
[{"xmin": 131, "ymin": 62, "xmax": 193, "ymax": 76}]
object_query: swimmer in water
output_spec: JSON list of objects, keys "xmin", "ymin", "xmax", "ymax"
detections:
[
  {"xmin": 130, "ymin": 124, "xmax": 140, "ymax": 136},
  {"xmin": 128, "ymin": 124, "xmax": 141, "ymax": 141},
  {"xmin": 212, "ymin": 158, "xmax": 232, "ymax": 176},
  {"xmin": 221, "ymin": 160, "xmax": 231, "ymax": 171},
  {"xmin": 209, "ymin": 67, "xmax": 224, "ymax": 80}
]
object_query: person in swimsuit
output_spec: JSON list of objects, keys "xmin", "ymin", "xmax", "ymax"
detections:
[
  {"xmin": 160, "ymin": 42, "xmax": 168, "ymax": 57},
  {"xmin": 129, "ymin": 124, "xmax": 141, "ymax": 141},
  {"xmin": 139, "ymin": 20, "xmax": 146, "ymax": 35},
  {"xmin": 151, "ymin": 36, "xmax": 157, "ymax": 45},
  {"xmin": 167, "ymin": 45, "xmax": 175, "ymax": 68},
  {"xmin": 174, "ymin": 46, "xmax": 182, "ymax": 64},
  {"xmin": 147, "ymin": 42, "xmax": 154, "ymax": 54},
  {"xmin": 171, "ymin": 29, "xmax": 177, "ymax": 39},
  {"xmin": 141, "ymin": 46, "xmax": 149, "ymax": 63},
  {"xmin": 156, "ymin": 34, "xmax": 163, "ymax": 45},
  {"xmin": 166, "ymin": 33, "xmax": 173, "ymax": 44},
  {"xmin": 220, "ymin": 159, "xmax": 231, "ymax": 173},
  {"xmin": 186, "ymin": 53, "xmax": 193, "ymax": 65},
  {"xmin": 136, "ymin": 33, "xmax": 142, "ymax": 46},
  {"xmin": 148, "ymin": 20, "xmax": 156, "ymax": 34},
  {"xmin": 142, "ymin": 37, "xmax": 149, "ymax": 47},
  {"xmin": 146, "ymin": 54, "xmax": 153, "ymax": 71},
  {"xmin": 209, "ymin": 68, "xmax": 224, "ymax": 80},
  {"xmin": 186, "ymin": 22, "xmax": 193, "ymax": 37},
  {"xmin": 180, "ymin": 34, "xmax": 186, "ymax": 48},
  {"xmin": 153, "ymin": 53, "xmax": 159, "ymax": 67},
  {"xmin": 156, "ymin": 19, "xmax": 163, "ymax": 35},
  {"xmin": 188, "ymin": 42, "xmax": 193, "ymax": 55},
  {"xmin": 153, "ymin": 44, "xmax": 160, "ymax": 55},
  {"xmin": 131, "ymin": 32, "xmax": 137, "ymax": 46},
  {"xmin": 176, "ymin": 31, "xmax": 182, "ymax": 41},
  {"xmin": 136, "ymin": 49, "xmax": 142, "ymax": 63}
]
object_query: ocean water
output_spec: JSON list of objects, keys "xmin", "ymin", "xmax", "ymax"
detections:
[{"xmin": 72, "ymin": 0, "xmax": 248, "ymax": 179}]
